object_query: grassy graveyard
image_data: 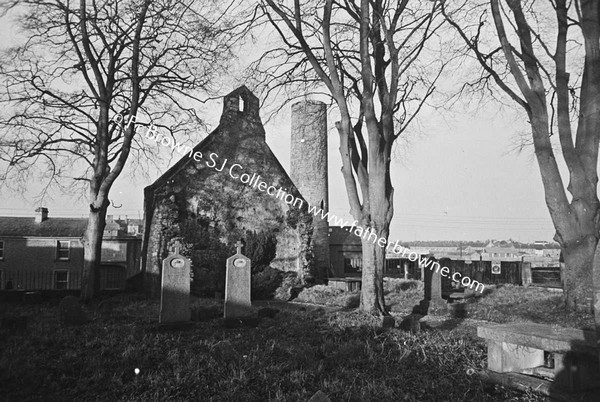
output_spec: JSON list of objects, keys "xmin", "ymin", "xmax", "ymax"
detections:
[{"xmin": 0, "ymin": 282, "xmax": 593, "ymax": 401}]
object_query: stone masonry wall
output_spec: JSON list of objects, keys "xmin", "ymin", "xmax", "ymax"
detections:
[
  {"xmin": 143, "ymin": 87, "xmax": 314, "ymax": 297},
  {"xmin": 290, "ymin": 100, "xmax": 329, "ymax": 281}
]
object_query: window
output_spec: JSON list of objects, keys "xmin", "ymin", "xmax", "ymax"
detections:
[
  {"xmin": 0, "ymin": 240, "xmax": 4, "ymax": 260},
  {"xmin": 54, "ymin": 270, "xmax": 69, "ymax": 290},
  {"xmin": 344, "ymin": 257, "xmax": 362, "ymax": 273},
  {"xmin": 57, "ymin": 241, "xmax": 70, "ymax": 260}
]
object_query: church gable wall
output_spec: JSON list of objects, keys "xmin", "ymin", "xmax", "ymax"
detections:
[{"xmin": 143, "ymin": 87, "xmax": 314, "ymax": 297}]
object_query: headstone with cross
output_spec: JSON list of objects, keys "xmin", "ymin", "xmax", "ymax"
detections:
[
  {"xmin": 224, "ymin": 240, "xmax": 252, "ymax": 318},
  {"xmin": 159, "ymin": 241, "xmax": 191, "ymax": 324}
]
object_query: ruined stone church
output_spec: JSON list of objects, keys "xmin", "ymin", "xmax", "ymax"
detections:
[{"xmin": 141, "ymin": 86, "xmax": 330, "ymax": 297}]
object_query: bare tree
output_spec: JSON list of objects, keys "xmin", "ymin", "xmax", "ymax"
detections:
[
  {"xmin": 443, "ymin": 0, "xmax": 600, "ymax": 316},
  {"xmin": 0, "ymin": 0, "xmax": 243, "ymax": 301},
  {"xmin": 257, "ymin": 0, "xmax": 448, "ymax": 314}
]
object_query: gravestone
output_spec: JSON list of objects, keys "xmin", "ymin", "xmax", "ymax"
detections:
[
  {"xmin": 159, "ymin": 243, "xmax": 191, "ymax": 324},
  {"xmin": 58, "ymin": 295, "xmax": 88, "ymax": 325},
  {"xmin": 521, "ymin": 262, "xmax": 532, "ymax": 288},
  {"xmin": 224, "ymin": 241, "xmax": 251, "ymax": 318},
  {"xmin": 399, "ymin": 314, "xmax": 422, "ymax": 334},
  {"xmin": 419, "ymin": 258, "xmax": 447, "ymax": 314}
]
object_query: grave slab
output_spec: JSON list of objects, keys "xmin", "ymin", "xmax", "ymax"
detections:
[
  {"xmin": 487, "ymin": 340, "xmax": 545, "ymax": 373},
  {"xmin": 477, "ymin": 323, "xmax": 597, "ymax": 354},
  {"xmin": 478, "ymin": 322, "xmax": 600, "ymax": 393}
]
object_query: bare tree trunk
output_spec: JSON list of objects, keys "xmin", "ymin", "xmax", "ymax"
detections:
[
  {"xmin": 444, "ymin": 0, "xmax": 600, "ymax": 366},
  {"xmin": 359, "ymin": 238, "xmax": 386, "ymax": 313},
  {"xmin": 561, "ymin": 236, "xmax": 596, "ymax": 311},
  {"xmin": 359, "ymin": 152, "xmax": 392, "ymax": 315},
  {"xmin": 80, "ymin": 199, "xmax": 109, "ymax": 302},
  {"xmin": 261, "ymin": 0, "xmax": 437, "ymax": 316},
  {"xmin": 593, "ymin": 243, "xmax": 600, "ymax": 363}
]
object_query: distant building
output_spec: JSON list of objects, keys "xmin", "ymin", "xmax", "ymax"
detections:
[
  {"xmin": 105, "ymin": 215, "xmax": 143, "ymax": 238},
  {"xmin": 326, "ymin": 234, "xmax": 560, "ymax": 287},
  {"xmin": 0, "ymin": 207, "xmax": 141, "ymax": 291},
  {"xmin": 125, "ymin": 219, "xmax": 143, "ymax": 236},
  {"xmin": 329, "ymin": 226, "xmax": 423, "ymax": 279},
  {"xmin": 328, "ymin": 227, "xmax": 362, "ymax": 277}
]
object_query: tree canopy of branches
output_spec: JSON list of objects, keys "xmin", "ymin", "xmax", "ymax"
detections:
[
  {"xmin": 257, "ymin": 0, "xmax": 448, "ymax": 314},
  {"xmin": 0, "ymin": 0, "xmax": 242, "ymax": 301},
  {"xmin": 443, "ymin": 0, "xmax": 600, "ymax": 319}
]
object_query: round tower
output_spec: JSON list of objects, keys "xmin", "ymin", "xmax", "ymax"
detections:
[{"xmin": 290, "ymin": 100, "xmax": 329, "ymax": 282}]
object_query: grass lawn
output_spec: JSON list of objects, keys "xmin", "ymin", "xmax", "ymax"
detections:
[
  {"xmin": 0, "ymin": 293, "xmax": 551, "ymax": 402},
  {"xmin": 464, "ymin": 284, "xmax": 595, "ymax": 330},
  {"xmin": 378, "ymin": 279, "xmax": 593, "ymax": 331}
]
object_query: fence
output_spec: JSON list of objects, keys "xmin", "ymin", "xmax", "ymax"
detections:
[
  {"xmin": 1, "ymin": 270, "xmax": 82, "ymax": 290},
  {"xmin": 531, "ymin": 267, "xmax": 561, "ymax": 288}
]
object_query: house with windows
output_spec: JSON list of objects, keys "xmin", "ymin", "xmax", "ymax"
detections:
[{"xmin": 0, "ymin": 207, "xmax": 141, "ymax": 291}]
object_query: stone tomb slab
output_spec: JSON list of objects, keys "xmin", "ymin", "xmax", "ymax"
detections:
[
  {"xmin": 478, "ymin": 322, "xmax": 599, "ymax": 392},
  {"xmin": 477, "ymin": 323, "xmax": 597, "ymax": 354}
]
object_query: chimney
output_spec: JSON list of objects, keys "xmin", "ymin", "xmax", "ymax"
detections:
[{"xmin": 35, "ymin": 207, "xmax": 48, "ymax": 223}]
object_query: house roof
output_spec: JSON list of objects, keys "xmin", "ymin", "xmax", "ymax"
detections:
[
  {"xmin": 0, "ymin": 217, "xmax": 88, "ymax": 238},
  {"xmin": 105, "ymin": 221, "xmax": 121, "ymax": 231}
]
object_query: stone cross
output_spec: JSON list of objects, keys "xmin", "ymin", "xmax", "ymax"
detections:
[
  {"xmin": 159, "ymin": 245, "xmax": 191, "ymax": 324},
  {"xmin": 224, "ymin": 240, "xmax": 251, "ymax": 318}
]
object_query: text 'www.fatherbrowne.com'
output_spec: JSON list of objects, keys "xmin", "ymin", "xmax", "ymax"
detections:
[{"xmin": 117, "ymin": 114, "xmax": 484, "ymax": 293}]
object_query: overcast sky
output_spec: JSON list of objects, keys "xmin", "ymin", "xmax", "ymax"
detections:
[
  {"xmin": 0, "ymin": 6, "xmax": 560, "ymax": 243},
  {"xmin": 0, "ymin": 97, "xmax": 557, "ymax": 242}
]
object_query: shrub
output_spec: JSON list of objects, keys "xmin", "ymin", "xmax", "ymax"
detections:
[
  {"xmin": 251, "ymin": 267, "xmax": 284, "ymax": 300},
  {"xmin": 384, "ymin": 278, "xmax": 422, "ymax": 293},
  {"xmin": 274, "ymin": 271, "xmax": 303, "ymax": 301},
  {"xmin": 384, "ymin": 278, "xmax": 424, "ymax": 313},
  {"xmin": 191, "ymin": 267, "xmax": 221, "ymax": 297},
  {"xmin": 244, "ymin": 230, "xmax": 277, "ymax": 273}
]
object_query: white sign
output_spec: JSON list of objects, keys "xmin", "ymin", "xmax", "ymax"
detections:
[{"xmin": 491, "ymin": 261, "xmax": 501, "ymax": 274}]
